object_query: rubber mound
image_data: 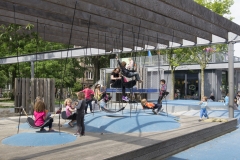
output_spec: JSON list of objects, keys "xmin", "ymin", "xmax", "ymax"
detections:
[{"xmin": 2, "ymin": 132, "xmax": 76, "ymax": 146}]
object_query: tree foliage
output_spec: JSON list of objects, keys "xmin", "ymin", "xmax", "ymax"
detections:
[
  {"xmin": 0, "ymin": 24, "xmax": 84, "ymax": 92},
  {"xmin": 192, "ymin": 0, "xmax": 234, "ymax": 98},
  {"xmin": 195, "ymin": 0, "xmax": 234, "ymax": 16}
]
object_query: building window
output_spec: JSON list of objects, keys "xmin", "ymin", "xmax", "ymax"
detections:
[{"xmin": 86, "ymin": 71, "xmax": 93, "ymax": 80}]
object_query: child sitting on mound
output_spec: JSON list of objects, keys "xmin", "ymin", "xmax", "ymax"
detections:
[
  {"xmin": 99, "ymin": 87, "xmax": 112, "ymax": 109},
  {"xmin": 141, "ymin": 99, "xmax": 163, "ymax": 114}
]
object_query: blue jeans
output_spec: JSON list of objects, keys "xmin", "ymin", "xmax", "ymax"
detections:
[
  {"xmin": 100, "ymin": 100, "xmax": 106, "ymax": 108},
  {"xmin": 126, "ymin": 72, "xmax": 140, "ymax": 81},
  {"xmin": 85, "ymin": 99, "xmax": 93, "ymax": 113},
  {"xmin": 200, "ymin": 108, "xmax": 208, "ymax": 118}
]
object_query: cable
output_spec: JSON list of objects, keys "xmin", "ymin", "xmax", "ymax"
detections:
[
  {"xmin": 58, "ymin": 0, "xmax": 78, "ymax": 134},
  {"xmin": 12, "ymin": 4, "xmax": 22, "ymax": 134}
]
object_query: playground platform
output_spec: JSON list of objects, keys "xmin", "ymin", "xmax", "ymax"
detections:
[{"xmin": 0, "ymin": 103, "xmax": 238, "ymax": 159}]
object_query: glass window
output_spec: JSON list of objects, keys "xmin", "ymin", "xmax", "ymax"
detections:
[
  {"xmin": 86, "ymin": 71, "xmax": 93, "ymax": 80},
  {"xmin": 174, "ymin": 73, "xmax": 185, "ymax": 99}
]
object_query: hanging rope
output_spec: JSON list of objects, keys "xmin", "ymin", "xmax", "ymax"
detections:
[
  {"xmin": 164, "ymin": 31, "xmax": 175, "ymax": 117},
  {"xmin": 58, "ymin": 1, "xmax": 78, "ymax": 133},
  {"xmin": 81, "ymin": 15, "xmax": 91, "ymax": 90},
  {"xmin": 13, "ymin": 4, "xmax": 22, "ymax": 134}
]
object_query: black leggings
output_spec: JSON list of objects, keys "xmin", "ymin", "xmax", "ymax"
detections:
[
  {"xmin": 158, "ymin": 95, "xmax": 164, "ymax": 104},
  {"xmin": 77, "ymin": 115, "xmax": 85, "ymax": 135},
  {"xmin": 85, "ymin": 99, "xmax": 93, "ymax": 112},
  {"xmin": 111, "ymin": 80, "xmax": 126, "ymax": 97},
  {"xmin": 67, "ymin": 113, "xmax": 77, "ymax": 121},
  {"xmin": 41, "ymin": 118, "xmax": 53, "ymax": 129}
]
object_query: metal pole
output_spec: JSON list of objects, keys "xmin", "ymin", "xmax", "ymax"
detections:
[
  {"xmin": 31, "ymin": 61, "xmax": 34, "ymax": 78},
  {"xmin": 228, "ymin": 42, "xmax": 234, "ymax": 118}
]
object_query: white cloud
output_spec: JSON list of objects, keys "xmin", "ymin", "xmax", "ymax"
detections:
[{"xmin": 230, "ymin": 0, "xmax": 240, "ymax": 57}]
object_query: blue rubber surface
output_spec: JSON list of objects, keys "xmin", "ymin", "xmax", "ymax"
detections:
[
  {"xmin": 167, "ymin": 110, "xmax": 240, "ymax": 160},
  {"xmin": 167, "ymin": 126, "xmax": 240, "ymax": 160},
  {"xmin": 2, "ymin": 132, "xmax": 76, "ymax": 146},
  {"xmin": 18, "ymin": 122, "xmax": 36, "ymax": 130},
  {"xmin": 161, "ymin": 100, "xmax": 225, "ymax": 107},
  {"xmin": 63, "ymin": 110, "xmax": 180, "ymax": 133},
  {"xmin": 106, "ymin": 88, "xmax": 158, "ymax": 93}
]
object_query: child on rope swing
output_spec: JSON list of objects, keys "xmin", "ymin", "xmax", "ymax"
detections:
[
  {"xmin": 141, "ymin": 99, "xmax": 163, "ymax": 115},
  {"xmin": 34, "ymin": 100, "xmax": 54, "ymax": 132},
  {"xmin": 116, "ymin": 56, "xmax": 143, "ymax": 84},
  {"xmin": 64, "ymin": 98, "xmax": 77, "ymax": 127}
]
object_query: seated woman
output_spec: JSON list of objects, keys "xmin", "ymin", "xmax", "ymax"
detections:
[
  {"xmin": 99, "ymin": 90, "xmax": 112, "ymax": 109},
  {"xmin": 64, "ymin": 98, "xmax": 77, "ymax": 127},
  {"xmin": 141, "ymin": 99, "xmax": 163, "ymax": 115},
  {"xmin": 209, "ymin": 93, "xmax": 215, "ymax": 101},
  {"xmin": 110, "ymin": 67, "xmax": 129, "ymax": 102},
  {"xmin": 34, "ymin": 100, "xmax": 54, "ymax": 132},
  {"xmin": 116, "ymin": 56, "xmax": 142, "ymax": 83}
]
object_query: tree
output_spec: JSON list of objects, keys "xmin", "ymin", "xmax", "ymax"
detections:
[
  {"xmin": 189, "ymin": 46, "xmax": 215, "ymax": 99},
  {"xmin": 193, "ymin": 0, "xmax": 234, "ymax": 98},
  {"xmin": 159, "ymin": 48, "xmax": 191, "ymax": 100},
  {"xmin": 194, "ymin": 0, "xmax": 234, "ymax": 16},
  {"xmin": 0, "ymin": 24, "xmax": 84, "ymax": 98}
]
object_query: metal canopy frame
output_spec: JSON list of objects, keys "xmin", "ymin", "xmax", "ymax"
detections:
[{"xmin": 0, "ymin": 0, "xmax": 240, "ymax": 52}]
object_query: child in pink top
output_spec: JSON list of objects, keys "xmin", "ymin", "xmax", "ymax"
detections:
[
  {"xmin": 34, "ymin": 101, "xmax": 54, "ymax": 132},
  {"xmin": 81, "ymin": 85, "xmax": 94, "ymax": 113},
  {"xmin": 64, "ymin": 98, "xmax": 77, "ymax": 127}
]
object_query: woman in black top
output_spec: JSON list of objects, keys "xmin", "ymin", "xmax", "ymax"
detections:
[
  {"xmin": 209, "ymin": 93, "xmax": 215, "ymax": 101},
  {"xmin": 110, "ymin": 68, "xmax": 129, "ymax": 101}
]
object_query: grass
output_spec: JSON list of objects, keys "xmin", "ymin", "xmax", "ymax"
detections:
[
  {"xmin": 55, "ymin": 99, "xmax": 65, "ymax": 105},
  {"xmin": 0, "ymin": 99, "xmax": 14, "ymax": 103},
  {"xmin": 0, "ymin": 105, "xmax": 14, "ymax": 108}
]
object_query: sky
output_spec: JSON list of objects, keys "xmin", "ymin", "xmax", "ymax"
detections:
[{"xmin": 230, "ymin": 0, "xmax": 240, "ymax": 57}]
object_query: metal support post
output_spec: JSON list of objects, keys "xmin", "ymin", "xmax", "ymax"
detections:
[
  {"xmin": 228, "ymin": 42, "xmax": 234, "ymax": 118},
  {"xmin": 31, "ymin": 61, "xmax": 34, "ymax": 78}
]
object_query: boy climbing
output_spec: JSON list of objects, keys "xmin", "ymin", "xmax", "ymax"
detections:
[{"xmin": 158, "ymin": 79, "xmax": 167, "ymax": 104}]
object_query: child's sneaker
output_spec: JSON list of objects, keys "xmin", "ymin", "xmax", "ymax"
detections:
[
  {"xmin": 122, "ymin": 96, "xmax": 129, "ymax": 102},
  {"xmin": 73, "ymin": 132, "xmax": 80, "ymax": 136}
]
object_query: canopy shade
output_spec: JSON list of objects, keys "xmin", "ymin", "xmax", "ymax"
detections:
[{"xmin": 0, "ymin": 0, "xmax": 240, "ymax": 52}]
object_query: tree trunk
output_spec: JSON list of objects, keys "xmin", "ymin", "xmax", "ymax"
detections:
[
  {"xmin": 170, "ymin": 68, "xmax": 175, "ymax": 100},
  {"xmin": 201, "ymin": 66, "xmax": 205, "ymax": 99}
]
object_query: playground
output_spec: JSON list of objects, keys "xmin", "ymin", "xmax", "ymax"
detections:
[
  {"xmin": 0, "ymin": 0, "xmax": 240, "ymax": 159},
  {"xmin": 0, "ymin": 103, "xmax": 238, "ymax": 159}
]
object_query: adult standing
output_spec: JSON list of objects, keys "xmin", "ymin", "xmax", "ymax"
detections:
[
  {"xmin": 236, "ymin": 91, "xmax": 240, "ymax": 105},
  {"xmin": 81, "ymin": 85, "xmax": 94, "ymax": 114},
  {"xmin": 110, "ymin": 68, "xmax": 129, "ymax": 101},
  {"xmin": 209, "ymin": 93, "xmax": 215, "ymax": 101}
]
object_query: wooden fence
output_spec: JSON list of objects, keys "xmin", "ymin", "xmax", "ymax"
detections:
[{"xmin": 14, "ymin": 78, "xmax": 55, "ymax": 113}]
